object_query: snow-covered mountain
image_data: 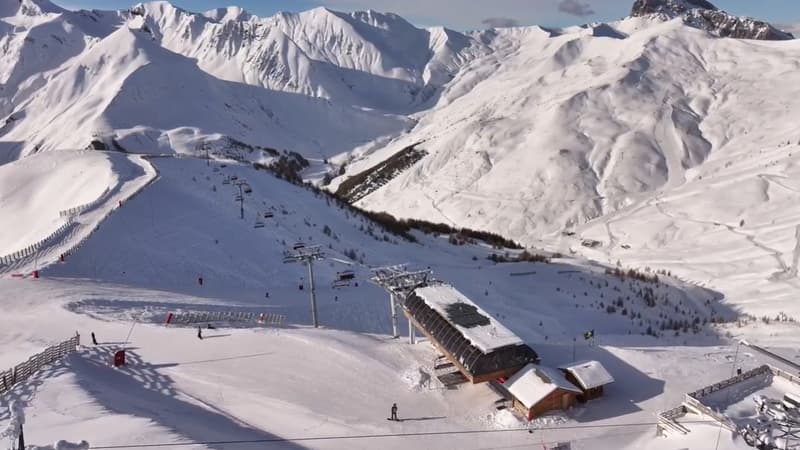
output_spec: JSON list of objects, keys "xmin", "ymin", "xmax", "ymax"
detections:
[
  {"xmin": 0, "ymin": 0, "xmax": 486, "ymax": 161},
  {"xmin": 4, "ymin": 2, "xmax": 800, "ymax": 447},
  {"xmin": 3, "ymin": 0, "xmax": 800, "ymax": 319},
  {"xmin": 631, "ymin": 0, "xmax": 794, "ymax": 40}
]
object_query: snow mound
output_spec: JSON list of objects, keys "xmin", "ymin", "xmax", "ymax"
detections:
[{"xmin": 29, "ymin": 441, "xmax": 90, "ymax": 450}]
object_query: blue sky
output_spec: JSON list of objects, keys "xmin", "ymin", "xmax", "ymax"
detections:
[{"xmin": 59, "ymin": 0, "xmax": 800, "ymax": 30}]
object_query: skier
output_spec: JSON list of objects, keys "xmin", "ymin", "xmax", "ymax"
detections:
[
  {"xmin": 198, "ymin": 276, "xmax": 204, "ymax": 286},
  {"xmin": 91, "ymin": 332, "xmax": 98, "ymax": 346},
  {"xmin": 197, "ymin": 327, "xmax": 203, "ymax": 340},
  {"xmin": 390, "ymin": 403, "xmax": 398, "ymax": 421}
]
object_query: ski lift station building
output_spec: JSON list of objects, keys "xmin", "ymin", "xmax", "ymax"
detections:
[{"xmin": 404, "ymin": 284, "xmax": 539, "ymax": 384}]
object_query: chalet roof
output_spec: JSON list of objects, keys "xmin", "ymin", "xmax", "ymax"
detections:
[
  {"xmin": 505, "ymin": 364, "xmax": 582, "ymax": 409},
  {"xmin": 413, "ymin": 284, "xmax": 523, "ymax": 353},
  {"xmin": 558, "ymin": 360, "xmax": 614, "ymax": 390}
]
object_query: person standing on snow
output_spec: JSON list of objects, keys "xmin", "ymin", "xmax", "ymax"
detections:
[
  {"xmin": 390, "ymin": 403, "xmax": 398, "ymax": 421},
  {"xmin": 197, "ymin": 327, "xmax": 203, "ymax": 340},
  {"xmin": 91, "ymin": 332, "xmax": 98, "ymax": 345}
]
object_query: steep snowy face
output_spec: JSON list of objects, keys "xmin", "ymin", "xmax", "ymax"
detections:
[
  {"xmin": 631, "ymin": 0, "xmax": 794, "ymax": 40},
  {"xmin": 125, "ymin": 3, "xmax": 488, "ymax": 111},
  {"xmin": 0, "ymin": 0, "xmax": 64, "ymax": 18},
  {"xmin": 346, "ymin": 17, "xmax": 800, "ymax": 244},
  {"xmin": 0, "ymin": 1, "xmax": 429, "ymax": 161}
]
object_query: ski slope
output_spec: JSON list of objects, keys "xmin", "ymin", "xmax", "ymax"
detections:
[
  {"xmin": 2, "ymin": 152, "xmax": 797, "ymax": 449},
  {"xmin": 2, "ymin": 1, "xmax": 800, "ymax": 449},
  {"xmin": 565, "ymin": 141, "xmax": 800, "ymax": 320},
  {"xmin": 0, "ymin": 150, "xmax": 156, "ymax": 274}
]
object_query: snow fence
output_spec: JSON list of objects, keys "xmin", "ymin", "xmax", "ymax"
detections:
[{"xmin": 0, "ymin": 334, "xmax": 80, "ymax": 394}]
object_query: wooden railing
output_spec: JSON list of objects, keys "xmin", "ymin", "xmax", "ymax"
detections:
[
  {"xmin": 0, "ymin": 334, "xmax": 80, "ymax": 394},
  {"xmin": 58, "ymin": 187, "xmax": 110, "ymax": 217},
  {"xmin": 0, "ymin": 219, "xmax": 74, "ymax": 266}
]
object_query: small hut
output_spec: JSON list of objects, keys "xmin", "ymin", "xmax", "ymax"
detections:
[
  {"xmin": 502, "ymin": 363, "xmax": 582, "ymax": 420},
  {"xmin": 558, "ymin": 360, "xmax": 614, "ymax": 402}
]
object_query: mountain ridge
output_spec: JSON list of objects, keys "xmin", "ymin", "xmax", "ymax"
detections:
[{"xmin": 631, "ymin": 0, "xmax": 794, "ymax": 40}]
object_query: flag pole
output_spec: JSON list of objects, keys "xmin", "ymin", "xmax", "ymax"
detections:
[{"xmin": 572, "ymin": 336, "xmax": 576, "ymax": 361}]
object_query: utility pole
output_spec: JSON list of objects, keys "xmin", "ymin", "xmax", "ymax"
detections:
[
  {"xmin": 283, "ymin": 245, "xmax": 323, "ymax": 328},
  {"xmin": 234, "ymin": 181, "xmax": 244, "ymax": 219},
  {"xmin": 573, "ymin": 337, "xmax": 576, "ymax": 361},
  {"xmin": 370, "ymin": 265, "xmax": 435, "ymax": 340}
]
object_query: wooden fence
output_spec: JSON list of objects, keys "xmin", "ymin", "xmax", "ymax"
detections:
[
  {"xmin": 681, "ymin": 365, "xmax": 773, "ymax": 433},
  {"xmin": 687, "ymin": 365, "xmax": 771, "ymax": 400},
  {"xmin": 0, "ymin": 219, "xmax": 74, "ymax": 266},
  {"xmin": 59, "ymin": 187, "xmax": 110, "ymax": 218},
  {"xmin": 658, "ymin": 363, "xmax": 800, "ymax": 437},
  {"xmin": 1, "ymin": 156, "xmax": 159, "ymax": 272},
  {"xmin": 168, "ymin": 311, "xmax": 285, "ymax": 327},
  {"xmin": 772, "ymin": 366, "xmax": 800, "ymax": 385},
  {"xmin": 0, "ymin": 334, "xmax": 80, "ymax": 395}
]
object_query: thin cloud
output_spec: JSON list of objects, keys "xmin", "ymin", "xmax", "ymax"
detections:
[
  {"xmin": 558, "ymin": 0, "xmax": 595, "ymax": 17},
  {"xmin": 481, "ymin": 17, "xmax": 520, "ymax": 28}
]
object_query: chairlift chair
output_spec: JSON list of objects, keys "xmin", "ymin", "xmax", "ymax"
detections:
[
  {"xmin": 331, "ymin": 270, "xmax": 356, "ymax": 288},
  {"xmin": 264, "ymin": 211, "xmax": 274, "ymax": 218},
  {"xmin": 235, "ymin": 195, "xmax": 243, "ymax": 201},
  {"xmin": 243, "ymin": 184, "xmax": 252, "ymax": 194},
  {"xmin": 222, "ymin": 178, "xmax": 231, "ymax": 185},
  {"xmin": 254, "ymin": 220, "xmax": 265, "ymax": 229},
  {"xmin": 292, "ymin": 242, "xmax": 305, "ymax": 250},
  {"xmin": 230, "ymin": 175, "xmax": 238, "ymax": 180},
  {"xmin": 337, "ymin": 270, "xmax": 355, "ymax": 280}
]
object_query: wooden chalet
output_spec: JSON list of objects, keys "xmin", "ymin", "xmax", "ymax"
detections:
[
  {"xmin": 558, "ymin": 360, "xmax": 614, "ymax": 402},
  {"xmin": 501, "ymin": 363, "xmax": 582, "ymax": 421},
  {"xmin": 404, "ymin": 284, "xmax": 539, "ymax": 384}
]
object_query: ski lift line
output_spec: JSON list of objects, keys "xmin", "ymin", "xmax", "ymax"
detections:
[
  {"xmin": 328, "ymin": 257, "xmax": 355, "ymax": 266},
  {"xmin": 89, "ymin": 419, "xmax": 726, "ymax": 449}
]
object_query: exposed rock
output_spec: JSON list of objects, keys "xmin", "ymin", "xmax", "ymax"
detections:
[{"xmin": 631, "ymin": 0, "xmax": 794, "ymax": 40}]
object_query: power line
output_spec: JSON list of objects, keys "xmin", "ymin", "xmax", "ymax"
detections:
[{"xmin": 90, "ymin": 419, "xmax": 723, "ymax": 449}]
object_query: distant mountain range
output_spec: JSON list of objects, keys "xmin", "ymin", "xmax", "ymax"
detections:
[{"xmin": 2, "ymin": 0, "xmax": 799, "ymax": 248}]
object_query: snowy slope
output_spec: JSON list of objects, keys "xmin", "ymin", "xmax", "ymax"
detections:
[
  {"xmin": 339, "ymin": 17, "xmax": 800, "ymax": 321},
  {"xmin": 2, "ymin": 3, "xmax": 800, "ymax": 447},
  {"xmin": 1, "ymin": 151, "xmax": 796, "ymax": 449},
  {"xmin": 0, "ymin": 150, "xmax": 114, "ymax": 253},
  {"xmin": 354, "ymin": 19, "xmax": 800, "ymax": 240},
  {"xmin": 0, "ymin": 0, "xmax": 488, "ymax": 161}
]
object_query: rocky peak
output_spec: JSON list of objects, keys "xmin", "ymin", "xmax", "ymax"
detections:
[
  {"xmin": 631, "ymin": 0, "xmax": 794, "ymax": 40},
  {"xmin": 632, "ymin": 0, "xmax": 717, "ymax": 17}
]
